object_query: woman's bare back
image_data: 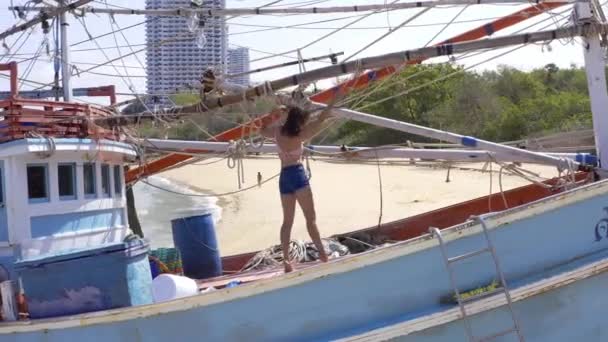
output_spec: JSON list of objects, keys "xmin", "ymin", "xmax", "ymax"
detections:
[{"xmin": 275, "ymin": 128, "xmax": 304, "ymax": 167}]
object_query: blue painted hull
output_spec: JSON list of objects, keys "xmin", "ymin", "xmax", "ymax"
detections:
[
  {"xmin": 3, "ymin": 180, "xmax": 608, "ymax": 341},
  {"xmin": 395, "ymin": 268, "xmax": 608, "ymax": 342}
]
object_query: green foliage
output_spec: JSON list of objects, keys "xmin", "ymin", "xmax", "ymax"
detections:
[
  {"xmin": 171, "ymin": 93, "xmax": 200, "ymax": 105},
  {"xmin": 335, "ymin": 64, "xmax": 465, "ymax": 146},
  {"xmin": 333, "ymin": 64, "xmax": 597, "ymax": 146}
]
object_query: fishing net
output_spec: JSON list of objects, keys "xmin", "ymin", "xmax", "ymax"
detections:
[{"xmin": 241, "ymin": 239, "xmax": 350, "ymax": 272}]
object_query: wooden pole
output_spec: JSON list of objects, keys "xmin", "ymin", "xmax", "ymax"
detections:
[{"xmin": 0, "ymin": 63, "xmax": 18, "ymax": 97}]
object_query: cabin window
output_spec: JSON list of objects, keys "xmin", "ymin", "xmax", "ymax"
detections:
[
  {"xmin": 83, "ymin": 163, "xmax": 96, "ymax": 198},
  {"xmin": 101, "ymin": 164, "xmax": 111, "ymax": 197},
  {"xmin": 113, "ymin": 165, "xmax": 122, "ymax": 196},
  {"xmin": 27, "ymin": 164, "xmax": 49, "ymax": 203},
  {"xmin": 58, "ymin": 163, "xmax": 77, "ymax": 200}
]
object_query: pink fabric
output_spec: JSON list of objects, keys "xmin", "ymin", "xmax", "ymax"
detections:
[{"xmin": 275, "ymin": 128, "xmax": 303, "ymax": 163}]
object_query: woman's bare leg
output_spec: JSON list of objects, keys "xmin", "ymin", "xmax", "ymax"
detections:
[
  {"xmin": 280, "ymin": 194, "xmax": 297, "ymax": 272},
  {"xmin": 295, "ymin": 187, "xmax": 328, "ymax": 262}
]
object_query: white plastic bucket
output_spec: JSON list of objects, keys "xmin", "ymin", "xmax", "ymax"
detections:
[{"xmin": 152, "ymin": 274, "xmax": 199, "ymax": 303}]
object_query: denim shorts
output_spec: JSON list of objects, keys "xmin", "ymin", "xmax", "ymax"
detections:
[{"xmin": 279, "ymin": 164, "xmax": 310, "ymax": 195}]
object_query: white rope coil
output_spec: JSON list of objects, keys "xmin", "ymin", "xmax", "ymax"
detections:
[{"xmin": 227, "ymin": 139, "xmax": 248, "ymax": 188}]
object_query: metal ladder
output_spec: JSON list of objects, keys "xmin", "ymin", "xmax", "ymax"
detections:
[{"xmin": 429, "ymin": 215, "xmax": 524, "ymax": 342}]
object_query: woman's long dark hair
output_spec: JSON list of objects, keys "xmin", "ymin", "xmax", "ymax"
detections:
[{"xmin": 281, "ymin": 106, "xmax": 310, "ymax": 137}]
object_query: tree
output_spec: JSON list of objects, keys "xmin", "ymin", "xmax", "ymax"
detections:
[{"xmin": 336, "ymin": 64, "xmax": 465, "ymax": 146}]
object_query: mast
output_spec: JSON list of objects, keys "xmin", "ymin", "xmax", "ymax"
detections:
[
  {"xmin": 59, "ymin": 0, "xmax": 72, "ymax": 101},
  {"xmin": 577, "ymin": 0, "xmax": 608, "ymax": 169}
]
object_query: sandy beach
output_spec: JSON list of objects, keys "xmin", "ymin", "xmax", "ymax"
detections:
[{"xmin": 158, "ymin": 156, "xmax": 559, "ymax": 256}]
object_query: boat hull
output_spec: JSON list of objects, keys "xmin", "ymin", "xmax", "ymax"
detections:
[
  {"xmin": 3, "ymin": 180, "xmax": 608, "ymax": 341},
  {"xmin": 397, "ymin": 271, "xmax": 608, "ymax": 342},
  {"xmin": 342, "ymin": 251, "xmax": 608, "ymax": 341}
]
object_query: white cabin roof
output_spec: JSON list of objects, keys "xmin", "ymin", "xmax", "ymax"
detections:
[{"xmin": 0, "ymin": 138, "xmax": 137, "ymax": 159}]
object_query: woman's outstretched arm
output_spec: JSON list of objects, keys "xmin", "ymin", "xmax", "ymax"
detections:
[
  {"xmin": 300, "ymin": 96, "xmax": 340, "ymax": 141},
  {"xmin": 299, "ymin": 108, "xmax": 333, "ymax": 141}
]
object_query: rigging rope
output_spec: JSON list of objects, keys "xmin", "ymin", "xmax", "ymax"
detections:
[
  {"xmin": 75, "ymin": 16, "xmax": 157, "ymax": 119},
  {"xmin": 0, "ymin": 28, "xmax": 33, "ymax": 64},
  {"xmin": 140, "ymin": 172, "xmax": 280, "ymax": 198},
  {"xmin": 227, "ymin": 139, "xmax": 248, "ymax": 189},
  {"xmin": 30, "ymin": 29, "xmax": 194, "ymax": 91},
  {"xmin": 19, "ymin": 35, "xmax": 47, "ymax": 90},
  {"xmin": 423, "ymin": 5, "xmax": 469, "ymax": 47},
  {"xmin": 343, "ymin": 7, "xmax": 432, "ymax": 62},
  {"xmin": 70, "ymin": 19, "xmax": 153, "ymax": 47},
  {"xmin": 249, "ymin": 1, "xmax": 400, "ymax": 64},
  {"xmin": 343, "ymin": 7, "xmax": 573, "ymax": 111},
  {"xmin": 375, "ymin": 149, "xmax": 384, "ymax": 228}
]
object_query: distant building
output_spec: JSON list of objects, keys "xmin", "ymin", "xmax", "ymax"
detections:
[
  {"xmin": 227, "ymin": 47, "xmax": 250, "ymax": 87},
  {"xmin": 145, "ymin": 0, "xmax": 227, "ymax": 104}
]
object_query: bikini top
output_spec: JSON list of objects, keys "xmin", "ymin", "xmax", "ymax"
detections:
[{"xmin": 275, "ymin": 128, "xmax": 303, "ymax": 162}]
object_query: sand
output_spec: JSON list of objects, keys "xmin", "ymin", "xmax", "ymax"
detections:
[{"xmin": 162, "ymin": 157, "xmax": 559, "ymax": 256}]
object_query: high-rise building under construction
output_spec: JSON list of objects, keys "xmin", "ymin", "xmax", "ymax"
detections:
[{"xmin": 145, "ymin": 0, "xmax": 228, "ymax": 102}]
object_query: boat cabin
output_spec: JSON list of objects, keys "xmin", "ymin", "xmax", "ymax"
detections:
[
  {"xmin": 0, "ymin": 138, "xmax": 136, "ymax": 264},
  {"xmin": 0, "ymin": 62, "xmax": 137, "ymax": 282}
]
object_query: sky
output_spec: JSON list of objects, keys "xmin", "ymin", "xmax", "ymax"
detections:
[{"xmin": 0, "ymin": 0, "xmax": 606, "ymax": 105}]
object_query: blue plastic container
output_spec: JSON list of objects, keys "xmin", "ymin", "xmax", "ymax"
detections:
[
  {"xmin": 171, "ymin": 213, "xmax": 222, "ymax": 279},
  {"xmin": 14, "ymin": 239, "xmax": 153, "ymax": 319}
]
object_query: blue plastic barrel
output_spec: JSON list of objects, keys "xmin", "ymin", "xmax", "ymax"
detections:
[
  {"xmin": 171, "ymin": 213, "xmax": 222, "ymax": 279},
  {"xmin": 14, "ymin": 239, "xmax": 153, "ymax": 319}
]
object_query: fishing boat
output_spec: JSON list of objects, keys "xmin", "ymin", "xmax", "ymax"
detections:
[{"xmin": 1, "ymin": 0, "xmax": 608, "ymax": 341}]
